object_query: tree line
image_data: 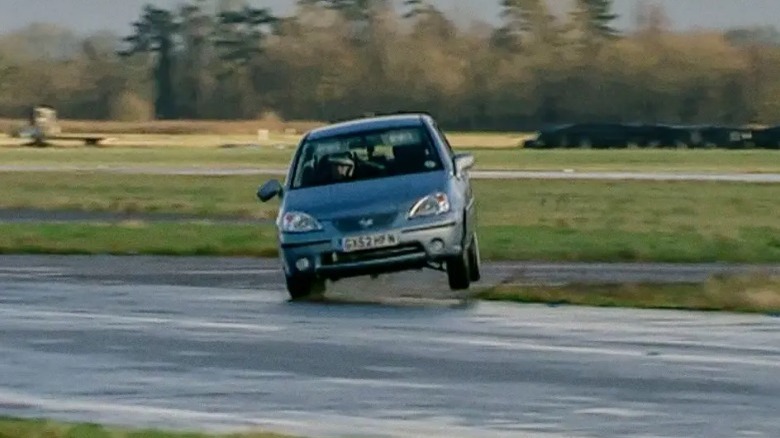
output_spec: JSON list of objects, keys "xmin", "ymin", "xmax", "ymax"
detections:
[{"xmin": 1, "ymin": 0, "xmax": 780, "ymax": 131}]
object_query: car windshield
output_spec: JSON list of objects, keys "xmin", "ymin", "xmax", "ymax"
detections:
[{"xmin": 290, "ymin": 126, "xmax": 444, "ymax": 189}]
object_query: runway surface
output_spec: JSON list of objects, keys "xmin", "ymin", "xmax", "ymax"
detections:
[
  {"xmin": 2, "ymin": 165, "xmax": 780, "ymax": 182},
  {"xmin": 1, "ymin": 255, "xmax": 779, "ymax": 438}
]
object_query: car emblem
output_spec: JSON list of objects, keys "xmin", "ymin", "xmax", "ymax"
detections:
[{"xmin": 358, "ymin": 218, "xmax": 374, "ymax": 228}]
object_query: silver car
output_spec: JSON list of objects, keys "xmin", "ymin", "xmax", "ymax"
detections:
[{"xmin": 257, "ymin": 113, "xmax": 481, "ymax": 300}]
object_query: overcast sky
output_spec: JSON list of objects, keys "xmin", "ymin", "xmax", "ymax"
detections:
[{"xmin": 0, "ymin": 0, "xmax": 778, "ymax": 35}]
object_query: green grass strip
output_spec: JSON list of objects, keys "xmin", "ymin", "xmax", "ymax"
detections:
[
  {"xmin": 0, "ymin": 416, "xmax": 300, "ymax": 438},
  {"xmin": 0, "ymin": 223, "xmax": 778, "ymax": 263},
  {"xmin": 0, "ymin": 223, "xmax": 278, "ymax": 258}
]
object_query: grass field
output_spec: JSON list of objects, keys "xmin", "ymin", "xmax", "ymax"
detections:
[
  {"xmin": 0, "ymin": 417, "xmax": 299, "ymax": 438},
  {"xmin": 2, "ymin": 146, "xmax": 780, "ymax": 172},
  {"xmin": 1, "ymin": 172, "xmax": 778, "ymax": 263},
  {"xmin": 477, "ymin": 273, "xmax": 780, "ymax": 314}
]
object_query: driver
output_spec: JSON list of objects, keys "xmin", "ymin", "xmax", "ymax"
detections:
[{"xmin": 327, "ymin": 153, "xmax": 355, "ymax": 181}]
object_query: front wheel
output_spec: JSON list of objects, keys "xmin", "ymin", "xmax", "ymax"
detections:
[
  {"xmin": 468, "ymin": 234, "xmax": 481, "ymax": 282},
  {"xmin": 446, "ymin": 244, "xmax": 472, "ymax": 291},
  {"xmin": 285, "ymin": 274, "xmax": 326, "ymax": 301}
]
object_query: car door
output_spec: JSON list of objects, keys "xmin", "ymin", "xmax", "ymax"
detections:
[{"xmin": 431, "ymin": 121, "xmax": 476, "ymax": 241}]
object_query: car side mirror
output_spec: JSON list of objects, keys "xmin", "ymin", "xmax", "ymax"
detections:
[
  {"xmin": 454, "ymin": 153, "xmax": 475, "ymax": 174},
  {"xmin": 257, "ymin": 179, "xmax": 283, "ymax": 203}
]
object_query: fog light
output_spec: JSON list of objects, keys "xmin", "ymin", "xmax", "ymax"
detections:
[
  {"xmin": 430, "ymin": 239, "xmax": 445, "ymax": 253},
  {"xmin": 295, "ymin": 258, "xmax": 311, "ymax": 271}
]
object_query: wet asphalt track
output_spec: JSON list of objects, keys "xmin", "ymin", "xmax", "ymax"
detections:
[{"xmin": 1, "ymin": 255, "xmax": 779, "ymax": 438}]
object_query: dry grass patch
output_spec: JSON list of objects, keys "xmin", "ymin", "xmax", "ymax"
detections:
[
  {"xmin": 0, "ymin": 117, "xmax": 528, "ymax": 149},
  {"xmin": 0, "ymin": 116, "xmax": 324, "ymax": 136},
  {"xmin": 702, "ymin": 272, "xmax": 780, "ymax": 311},
  {"xmin": 445, "ymin": 132, "xmax": 530, "ymax": 148},
  {"xmin": 477, "ymin": 272, "xmax": 780, "ymax": 314}
]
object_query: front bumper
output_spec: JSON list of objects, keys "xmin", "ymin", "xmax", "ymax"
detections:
[{"xmin": 278, "ymin": 219, "xmax": 464, "ymax": 280}]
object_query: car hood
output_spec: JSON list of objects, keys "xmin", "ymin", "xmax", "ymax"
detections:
[{"xmin": 283, "ymin": 171, "xmax": 448, "ymax": 220}]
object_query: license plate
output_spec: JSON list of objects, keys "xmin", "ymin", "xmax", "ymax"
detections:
[{"xmin": 342, "ymin": 233, "xmax": 399, "ymax": 253}]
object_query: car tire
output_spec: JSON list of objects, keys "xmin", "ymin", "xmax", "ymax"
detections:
[
  {"xmin": 285, "ymin": 274, "xmax": 325, "ymax": 301},
  {"xmin": 468, "ymin": 234, "xmax": 481, "ymax": 282},
  {"xmin": 447, "ymin": 241, "xmax": 472, "ymax": 291}
]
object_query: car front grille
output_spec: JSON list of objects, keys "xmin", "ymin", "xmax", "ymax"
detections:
[
  {"xmin": 321, "ymin": 243, "xmax": 425, "ymax": 266},
  {"xmin": 332, "ymin": 212, "xmax": 398, "ymax": 233}
]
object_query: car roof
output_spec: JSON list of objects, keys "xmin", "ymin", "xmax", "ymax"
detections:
[{"xmin": 306, "ymin": 114, "xmax": 430, "ymax": 140}]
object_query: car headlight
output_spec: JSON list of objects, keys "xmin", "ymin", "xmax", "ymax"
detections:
[
  {"xmin": 279, "ymin": 211, "xmax": 323, "ymax": 233},
  {"xmin": 408, "ymin": 192, "xmax": 450, "ymax": 219}
]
